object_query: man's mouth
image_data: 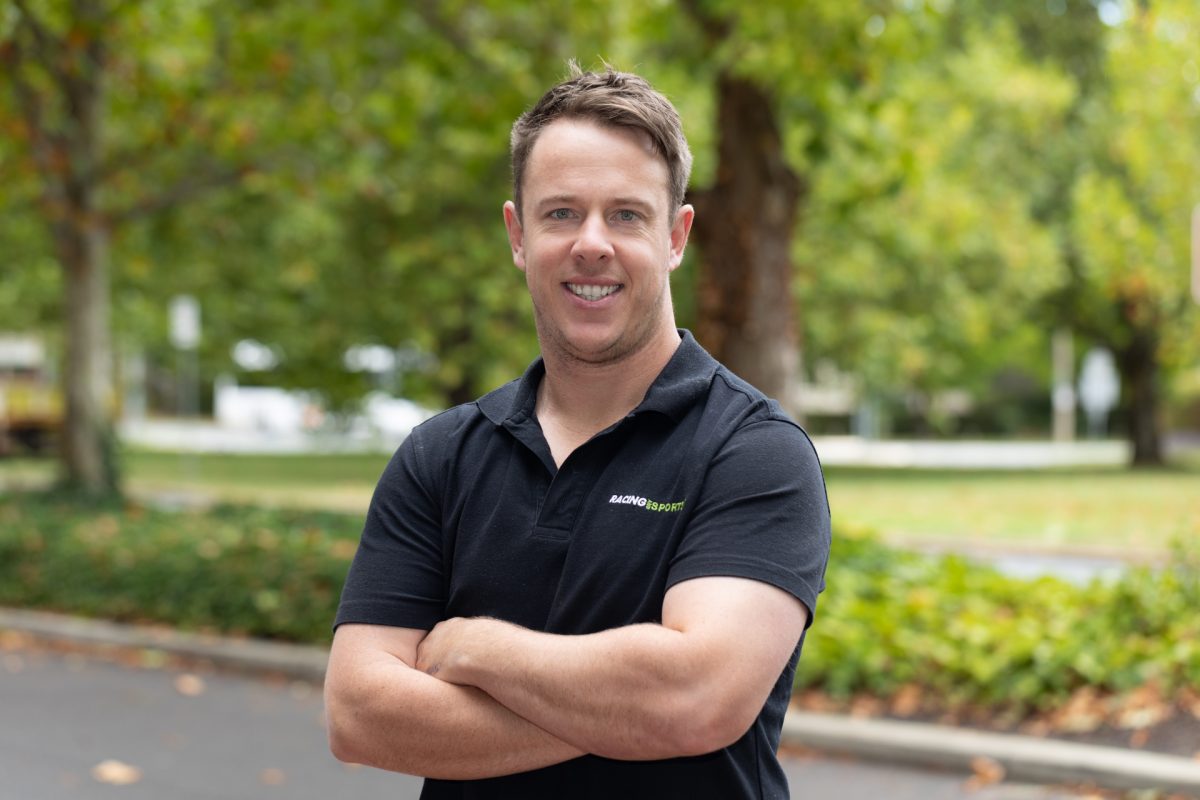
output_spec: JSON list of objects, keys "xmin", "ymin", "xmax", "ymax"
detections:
[{"xmin": 566, "ymin": 283, "xmax": 622, "ymax": 301}]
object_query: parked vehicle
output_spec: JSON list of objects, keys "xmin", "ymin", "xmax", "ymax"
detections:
[{"xmin": 0, "ymin": 335, "xmax": 63, "ymax": 456}]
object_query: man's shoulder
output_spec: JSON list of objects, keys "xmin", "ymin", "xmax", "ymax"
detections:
[
  {"xmin": 406, "ymin": 378, "xmax": 520, "ymax": 442},
  {"xmin": 704, "ymin": 363, "xmax": 801, "ymax": 431}
]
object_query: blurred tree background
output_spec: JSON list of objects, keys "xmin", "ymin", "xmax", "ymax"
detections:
[{"xmin": 2, "ymin": 0, "xmax": 1198, "ymax": 494}]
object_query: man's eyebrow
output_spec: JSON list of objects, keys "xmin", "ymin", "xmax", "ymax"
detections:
[
  {"xmin": 611, "ymin": 197, "xmax": 656, "ymax": 212},
  {"xmin": 532, "ymin": 195, "xmax": 657, "ymax": 212},
  {"xmin": 532, "ymin": 194, "xmax": 578, "ymax": 209}
]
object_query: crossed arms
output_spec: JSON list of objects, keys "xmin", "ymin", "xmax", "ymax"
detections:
[{"xmin": 324, "ymin": 575, "xmax": 807, "ymax": 779}]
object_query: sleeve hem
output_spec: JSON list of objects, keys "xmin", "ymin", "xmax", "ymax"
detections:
[{"xmin": 665, "ymin": 563, "xmax": 821, "ymax": 628}]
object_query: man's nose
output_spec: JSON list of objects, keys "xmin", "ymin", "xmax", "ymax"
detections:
[{"xmin": 570, "ymin": 214, "xmax": 614, "ymax": 263}]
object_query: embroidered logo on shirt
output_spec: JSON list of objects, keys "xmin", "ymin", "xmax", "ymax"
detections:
[{"xmin": 608, "ymin": 494, "xmax": 686, "ymax": 513}]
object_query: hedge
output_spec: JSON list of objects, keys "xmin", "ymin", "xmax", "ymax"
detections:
[
  {"xmin": 799, "ymin": 526, "xmax": 1200, "ymax": 714},
  {"xmin": 0, "ymin": 492, "xmax": 359, "ymax": 643},
  {"xmin": 1, "ymin": 492, "xmax": 1197, "ymax": 715}
]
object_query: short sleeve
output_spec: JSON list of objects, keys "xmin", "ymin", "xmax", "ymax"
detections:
[
  {"xmin": 334, "ymin": 427, "xmax": 447, "ymax": 631},
  {"xmin": 667, "ymin": 419, "xmax": 831, "ymax": 626}
]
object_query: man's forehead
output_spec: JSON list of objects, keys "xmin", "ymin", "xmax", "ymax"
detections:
[
  {"xmin": 536, "ymin": 116, "xmax": 658, "ymax": 156},
  {"xmin": 524, "ymin": 118, "xmax": 669, "ymax": 206}
]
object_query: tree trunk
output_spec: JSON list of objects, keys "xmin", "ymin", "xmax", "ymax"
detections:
[
  {"xmin": 690, "ymin": 73, "xmax": 804, "ymax": 414},
  {"xmin": 55, "ymin": 0, "xmax": 119, "ymax": 495},
  {"xmin": 1116, "ymin": 330, "xmax": 1164, "ymax": 467},
  {"xmin": 59, "ymin": 216, "xmax": 118, "ymax": 495}
]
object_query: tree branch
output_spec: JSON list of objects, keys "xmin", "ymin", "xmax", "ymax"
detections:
[
  {"xmin": 677, "ymin": 0, "xmax": 732, "ymax": 47},
  {"xmin": 2, "ymin": 37, "xmax": 67, "ymax": 194},
  {"xmin": 411, "ymin": 0, "xmax": 491, "ymax": 73},
  {"xmin": 107, "ymin": 162, "xmax": 252, "ymax": 225},
  {"xmin": 11, "ymin": 0, "xmax": 71, "ymax": 88}
]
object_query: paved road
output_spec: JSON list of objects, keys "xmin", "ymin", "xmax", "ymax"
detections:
[{"xmin": 0, "ymin": 647, "xmax": 1083, "ymax": 800}]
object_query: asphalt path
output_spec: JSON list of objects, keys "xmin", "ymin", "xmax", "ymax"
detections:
[{"xmin": 0, "ymin": 647, "xmax": 1085, "ymax": 800}]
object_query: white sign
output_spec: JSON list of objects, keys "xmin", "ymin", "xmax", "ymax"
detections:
[
  {"xmin": 1078, "ymin": 347, "xmax": 1119, "ymax": 437},
  {"xmin": 169, "ymin": 295, "xmax": 201, "ymax": 351}
]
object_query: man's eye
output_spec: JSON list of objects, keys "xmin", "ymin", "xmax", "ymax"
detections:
[
  {"xmin": 550, "ymin": 209, "xmax": 572, "ymax": 220},
  {"xmin": 616, "ymin": 210, "xmax": 638, "ymax": 222}
]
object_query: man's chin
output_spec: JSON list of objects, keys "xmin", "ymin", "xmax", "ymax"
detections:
[{"xmin": 548, "ymin": 331, "xmax": 629, "ymax": 366}]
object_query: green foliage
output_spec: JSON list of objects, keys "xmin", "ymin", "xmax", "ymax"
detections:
[
  {"xmin": 799, "ymin": 529, "xmax": 1200, "ymax": 713},
  {"xmin": 1066, "ymin": 1, "xmax": 1200, "ymax": 367},
  {"xmin": 0, "ymin": 492, "xmax": 360, "ymax": 643},
  {"xmin": 3, "ymin": 0, "xmax": 1197, "ymax": 440},
  {"xmin": 2, "ymin": 490, "xmax": 1197, "ymax": 714},
  {"xmin": 798, "ymin": 18, "xmax": 1075, "ymax": 414}
]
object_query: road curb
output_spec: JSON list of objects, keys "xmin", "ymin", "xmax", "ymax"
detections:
[
  {"xmin": 783, "ymin": 711, "xmax": 1200, "ymax": 794},
  {"xmin": 0, "ymin": 607, "xmax": 328, "ymax": 682},
  {"xmin": 4, "ymin": 607, "xmax": 1199, "ymax": 794}
]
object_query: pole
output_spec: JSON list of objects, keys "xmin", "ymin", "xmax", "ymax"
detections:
[{"xmin": 1051, "ymin": 328, "xmax": 1075, "ymax": 442}]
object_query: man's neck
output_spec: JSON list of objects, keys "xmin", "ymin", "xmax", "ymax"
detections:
[{"xmin": 535, "ymin": 328, "xmax": 681, "ymax": 465}]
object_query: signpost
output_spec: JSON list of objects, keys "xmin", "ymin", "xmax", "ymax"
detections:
[
  {"xmin": 1192, "ymin": 204, "xmax": 1199, "ymax": 305},
  {"xmin": 169, "ymin": 295, "xmax": 200, "ymax": 418}
]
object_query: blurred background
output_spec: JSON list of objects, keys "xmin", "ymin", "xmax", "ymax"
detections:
[{"xmin": 2, "ymin": 0, "xmax": 1199, "ymax": 796}]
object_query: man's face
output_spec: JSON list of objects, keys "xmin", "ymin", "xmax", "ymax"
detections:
[{"xmin": 504, "ymin": 118, "xmax": 693, "ymax": 367}]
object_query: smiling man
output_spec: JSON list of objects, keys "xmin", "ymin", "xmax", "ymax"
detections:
[{"xmin": 324, "ymin": 65, "xmax": 831, "ymax": 799}]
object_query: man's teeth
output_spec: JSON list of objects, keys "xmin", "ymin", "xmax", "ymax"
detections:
[{"xmin": 567, "ymin": 283, "xmax": 620, "ymax": 301}]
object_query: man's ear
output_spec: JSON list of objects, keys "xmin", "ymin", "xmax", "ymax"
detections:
[
  {"xmin": 668, "ymin": 204, "xmax": 695, "ymax": 272},
  {"xmin": 503, "ymin": 201, "xmax": 526, "ymax": 271}
]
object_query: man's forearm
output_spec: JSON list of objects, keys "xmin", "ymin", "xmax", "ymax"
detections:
[
  {"xmin": 325, "ymin": 630, "xmax": 584, "ymax": 779},
  {"xmin": 416, "ymin": 618, "xmax": 748, "ymax": 761},
  {"xmin": 414, "ymin": 578, "xmax": 807, "ymax": 763}
]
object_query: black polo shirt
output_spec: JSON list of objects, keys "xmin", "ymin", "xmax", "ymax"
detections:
[{"xmin": 336, "ymin": 330, "xmax": 831, "ymax": 800}]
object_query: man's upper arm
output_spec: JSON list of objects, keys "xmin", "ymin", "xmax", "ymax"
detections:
[
  {"xmin": 330, "ymin": 622, "xmax": 425, "ymax": 671},
  {"xmin": 659, "ymin": 576, "xmax": 808, "ymax": 746},
  {"xmin": 336, "ymin": 426, "xmax": 447, "ymax": 632},
  {"xmin": 669, "ymin": 417, "xmax": 830, "ymax": 628}
]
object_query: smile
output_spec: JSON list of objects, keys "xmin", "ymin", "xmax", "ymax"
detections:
[{"xmin": 566, "ymin": 283, "xmax": 622, "ymax": 301}]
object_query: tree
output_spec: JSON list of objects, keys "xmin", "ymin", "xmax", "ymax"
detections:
[
  {"xmin": 1, "ymin": 0, "xmax": 306, "ymax": 494},
  {"xmin": 1065, "ymin": 0, "xmax": 1200, "ymax": 464},
  {"xmin": 796, "ymin": 19, "xmax": 1077, "ymax": 432}
]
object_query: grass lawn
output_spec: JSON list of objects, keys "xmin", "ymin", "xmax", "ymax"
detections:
[
  {"xmin": 823, "ymin": 465, "xmax": 1199, "ymax": 557},
  {"xmin": 3, "ymin": 450, "xmax": 1196, "ymax": 557},
  {"xmin": 0, "ymin": 451, "xmax": 389, "ymax": 514}
]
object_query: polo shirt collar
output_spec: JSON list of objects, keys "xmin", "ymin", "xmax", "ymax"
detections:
[
  {"xmin": 635, "ymin": 330, "xmax": 719, "ymax": 421},
  {"xmin": 476, "ymin": 329, "xmax": 718, "ymax": 426}
]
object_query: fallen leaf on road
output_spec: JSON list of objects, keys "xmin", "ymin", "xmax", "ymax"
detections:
[
  {"xmin": 964, "ymin": 755, "xmax": 1005, "ymax": 790},
  {"xmin": 91, "ymin": 760, "xmax": 142, "ymax": 786},
  {"xmin": 259, "ymin": 768, "xmax": 286, "ymax": 785},
  {"xmin": 1129, "ymin": 728, "xmax": 1150, "ymax": 748},
  {"xmin": 174, "ymin": 673, "xmax": 206, "ymax": 696},
  {"xmin": 0, "ymin": 630, "xmax": 30, "ymax": 650}
]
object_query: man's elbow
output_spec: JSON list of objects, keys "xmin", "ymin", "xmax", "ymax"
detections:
[
  {"xmin": 324, "ymin": 679, "xmax": 381, "ymax": 767},
  {"xmin": 670, "ymin": 698, "xmax": 757, "ymax": 757},
  {"xmin": 325, "ymin": 692, "xmax": 363, "ymax": 764},
  {"xmin": 603, "ymin": 691, "xmax": 754, "ymax": 760}
]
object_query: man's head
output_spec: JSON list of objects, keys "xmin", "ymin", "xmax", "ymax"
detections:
[{"xmin": 510, "ymin": 63, "xmax": 693, "ymax": 220}]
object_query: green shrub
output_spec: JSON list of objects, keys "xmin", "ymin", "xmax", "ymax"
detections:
[
  {"xmin": 798, "ymin": 527, "xmax": 1200, "ymax": 714},
  {"xmin": 2, "ymin": 492, "xmax": 1196, "ymax": 716},
  {"xmin": 0, "ymin": 492, "xmax": 361, "ymax": 643}
]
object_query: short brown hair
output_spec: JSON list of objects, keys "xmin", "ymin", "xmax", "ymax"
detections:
[{"xmin": 510, "ymin": 63, "xmax": 693, "ymax": 218}]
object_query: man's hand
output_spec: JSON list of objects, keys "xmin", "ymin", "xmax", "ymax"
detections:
[
  {"xmin": 324, "ymin": 623, "xmax": 584, "ymax": 779},
  {"xmin": 415, "ymin": 616, "xmax": 500, "ymax": 683}
]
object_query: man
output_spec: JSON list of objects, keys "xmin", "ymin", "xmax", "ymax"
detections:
[{"xmin": 324, "ymin": 65, "xmax": 830, "ymax": 799}]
